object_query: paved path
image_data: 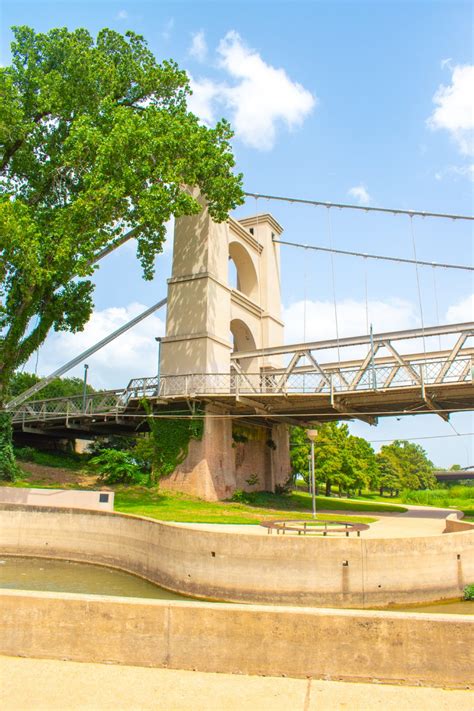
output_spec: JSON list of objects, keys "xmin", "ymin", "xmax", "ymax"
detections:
[
  {"xmin": 169, "ymin": 503, "xmax": 462, "ymax": 539},
  {"xmin": 1, "ymin": 656, "xmax": 473, "ymax": 711}
]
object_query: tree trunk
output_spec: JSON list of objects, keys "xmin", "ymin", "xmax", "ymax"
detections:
[
  {"xmin": 325, "ymin": 480, "xmax": 332, "ymax": 497},
  {"xmin": 0, "ymin": 410, "xmax": 18, "ymax": 481}
]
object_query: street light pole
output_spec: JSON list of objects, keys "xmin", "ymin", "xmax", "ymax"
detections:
[
  {"xmin": 82, "ymin": 363, "xmax": 89, "ymax": 413},
  {"xmin": 306, "ymin": 429, "xmax": 318, "ymax": 520}
]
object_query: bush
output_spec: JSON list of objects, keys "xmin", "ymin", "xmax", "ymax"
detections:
[
  {"xmin": 13, "ymin": 447, "xmax": 87, "ymax": 470},
  {"xmin": 230, "ymin": 488, "xmax": 248, "ymax": 503},
  {"xmin": 88, "ymin": 449, "xmax": 143, "ymax": 485},
  {"xmin": 464, "ymin": 584, "xmax": 474, "ymax": 601},
  {"xmin": 14, "ymin": 446, "xmax": 37, "ymax": 461}
]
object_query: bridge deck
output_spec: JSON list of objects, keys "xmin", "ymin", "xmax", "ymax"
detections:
[
  {"xmin": 11, "ymin": 363, "xmax": 473, "ymax": 438},
  {"xmin": 11, "ymin": 323, "xmax": 474, "ymax": 437}
]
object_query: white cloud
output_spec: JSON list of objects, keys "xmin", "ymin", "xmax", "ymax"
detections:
[
  {"xmin": 117, "ymin": 10, "xmax": 128, "ymax": 19},
  {"xmin": 29, "ymin": 303, "xmax": 166, "ymax": 390},
  {"xmin": 189, "ymin": 31, "xmax": 207, "ymax": 62},
  {"xmin": 188, "ymin": 76, "xmax": 221, "ymax": 125},
  {"xmin": 427, "ymin": 64, "xmax": 474, "ymax": 157},
  {"xmin": 434, "ymin": 164, "xmax": 474, "ymax": 182},
  {"xmin": 445, "ymin": 293, "xmax": 474, "ymax": 323},
  {"xmin": 283, "ymin": 298, "xmax": 417, "ymax": 362},
  {"xmin": 188, "ymin": 31, "xmax": 315, "ymax": 150},
  {"xmin": 348, "ymin": 185, "xmax": 372, "ymax": 206}
]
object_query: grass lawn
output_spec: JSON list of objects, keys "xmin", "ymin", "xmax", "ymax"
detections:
[
  {"xmin": 9, "ymin": 463, "xmax": 406, "ymax": 525},
  {"xmin": 15, "ymin": 449, "xmax": 87, "ymax": 471},
  {"xmin": 113, "ymin": 487, "xmax": 406, "ymax": 524}
]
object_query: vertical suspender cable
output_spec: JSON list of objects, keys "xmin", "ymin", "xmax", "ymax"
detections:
[
  {"xmin": 255, "ymin": 196, "xmax": 264, "ymax": 375},
  {"xmin": 303, "ymin": 256, "xmax": 308, "ymax": 343},
  {"xmin": 432, "ymin": 266, "xmax": 442, "ymax": 351},
  {"xmin": 363, "ymin": 256, "xmax": 370, "ymax": 335},
  {"xmin": 326, "ymin": 207, "xmax": 341, "ymax": 363},
  {"xmin": 409, "ymin": 215, "xmax": 426, "ymax": 354}
]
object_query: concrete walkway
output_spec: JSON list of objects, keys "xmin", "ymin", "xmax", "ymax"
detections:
[
  {"xmin": 169, "ymin": 503, "xmax": 461, "ymax": 539},
  {"xmin": 1, "ymin": 656, "xmax": 473, "ymax": 711}
]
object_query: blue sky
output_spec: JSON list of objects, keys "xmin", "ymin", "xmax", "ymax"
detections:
[{"xmin": 1, "ymin": 0, "xmax": 473, "ymax": 466}]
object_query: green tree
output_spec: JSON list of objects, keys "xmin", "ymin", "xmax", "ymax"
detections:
[
  {"xmin": 289, "ymin": 426, "xmax": 311, "ymax": 487},
  {"xmin": 0, "ymin": 26, "xmax": 243, "ymax": 479},
  {"xmin": 344, "ymin": 435, "xmax": 378, "ymax": 495},
  {"xmin": 378, "ymin": 440, "xmax": 436, "ymax": 491},
  {"xmin": 292, "ymin": 423, "xmax": 380, "ymax": 497},
  {"xmin": 88, "ymin": 448, "xmax": 142, "ymax": 485},
  {"xmin": 8, "ymin": 371, "xmax": 95, "ymax": 400},
  {"xmin": 376, "ymin": 450, "xmax": 403, "ymax": 496},
  {"xmin": 312, "ymin": 422, "xmax": 347, "ymax": 496}
]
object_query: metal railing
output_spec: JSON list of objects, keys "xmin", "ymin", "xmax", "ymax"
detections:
[{"xmin": 11, "ymin": 352, "xmax": 473, "ymax": 423}]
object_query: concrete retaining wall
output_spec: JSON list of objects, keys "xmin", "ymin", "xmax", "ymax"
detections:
[
  {"xmin": 0, "ymin": 487, "xmax": 114, "ymax": 512},
  {"xmin": 1, "ymin": 504, "xmax": 473, "ymax": 607},
  {"xmin": 445, "ymin": 513, "xmax": 474, "ymax": 533},
  {"xmin": 0, "ymin": 590, "xmax": 472, "ymax": 687}
]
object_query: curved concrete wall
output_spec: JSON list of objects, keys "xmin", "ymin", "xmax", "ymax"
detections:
[
  {"xmin": 1, "ymin": 590, "xmax": 472, "ymax": 688},
  {"xmin": 445, "ymin": 513, "xmax": 474, "ymax": 533},
  {"xmin": 1, "ymin": 504, "xmax": 473, "ymax": 606}
]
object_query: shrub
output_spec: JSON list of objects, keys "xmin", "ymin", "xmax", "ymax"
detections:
[
  {"xmin": 88, "ymin": 449, "xmax": 143, "ymax": 485},
  {"xmin": 14, "ymin": 446, "xmax": 37, "ymax": 461},
  {"xmin": 230, "ymin": 488, "xmax": 248, "ymax": 503},
  {"xmin": 464, "ymin": 584, "xmax": 474, "ymax": 601}
]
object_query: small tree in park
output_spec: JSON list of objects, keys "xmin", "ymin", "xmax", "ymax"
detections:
[
  {"xmin": 0, "ymin": 26, "xmax": 243, "ymax": 479},
  {"xmin": 378, "ymin": 440, "xmax": 436, "ymax": 491}
]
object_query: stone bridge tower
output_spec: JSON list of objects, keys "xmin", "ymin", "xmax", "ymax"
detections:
[{"xmin": 159, "ymin": 192, "xmax": 290, "ymax": 500}]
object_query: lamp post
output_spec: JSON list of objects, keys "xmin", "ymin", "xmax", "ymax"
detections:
[
  {"xmin": 82, "ymin": 364, "xmax": 89, "ymax": 413},
  {"xmin": 306, "ymin": 429, "xmax": 318, "ymax": 519}
]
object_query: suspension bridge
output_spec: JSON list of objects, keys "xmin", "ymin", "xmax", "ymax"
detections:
[{"xmin": 8, "ymin": 189, "xmax": 473, "ymax": 499}]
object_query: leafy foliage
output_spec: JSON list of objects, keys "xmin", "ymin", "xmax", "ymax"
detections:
[
  {"xmin": 290, "ymin": 425, "xmax": 435, "ymax": 497},
  {"xmin": 0, "ymin": 26, "xmax": 243, "ymax": 474},
  {"xmin": 142, "ymin": 405, "xmax": 204, "ymax": 486},
  {"xmin": 0, "ymin": 25, "xmax": 243, "ymax": 399},
  {"xmin": 464, "ymin": 584, "xmax": 474, "ymax": 601},
  {"xmin": 289, "ymin": 426, "xmax": 310, "ymax": 482},
  {"xmin": 291, "ymin": 423, "xmax": 378, "ymax": 496},
  {"xmin": 7, "ymin": 371, "xmax": 95, "ymax": 401},
  {"xmin": 378, "ymin": 440, "xmax": 436, "ymax": 491},
  {"xmin": 88, "ymin": 448, "xmax": 142, "ymax": 485},
  {"xmin": 87, "ymin": 434, "xmax": 136, "ymax": 456},
  {"xmin": 14, "ymin": 446, "xmax": 86, "ymax": 470},
  {"xmin": 0, "ymin": 412, "xmax": 18, "ymax": 480}
]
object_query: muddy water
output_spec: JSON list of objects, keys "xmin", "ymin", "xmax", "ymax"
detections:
[
  {"xmin": 1, "ymin": 556, "xmax": 473, "ymax": 613},
  {"xmin": 0, "ymin": 556, "xmax": 190, "ymax": 601}
]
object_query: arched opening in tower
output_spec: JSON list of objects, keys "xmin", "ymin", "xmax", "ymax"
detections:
[{"xmin": 228, "ymin": 241, "xmax": 259, "ymax": 301}]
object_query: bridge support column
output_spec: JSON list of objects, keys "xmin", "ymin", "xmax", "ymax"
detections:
[{"xmin": 161, "ymin": 407, "xmax": 291, "ymax": 501}]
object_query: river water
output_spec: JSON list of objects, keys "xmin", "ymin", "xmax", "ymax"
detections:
[
  {"xmin": 0, "ymin": 556, "xmax": 189, "ymax": 601},
  {"xmin": 1, "ymin": 556, "xmax": 473, "ymax": 614}
]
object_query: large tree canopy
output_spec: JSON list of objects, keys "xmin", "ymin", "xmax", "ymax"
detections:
[
  {"xmin": 0, "ymin": 25, "xmax": 243, "ymax": 478},
  {"xmin": 0, "ymin": 25, "xmax": 243, "ymax": 397}
]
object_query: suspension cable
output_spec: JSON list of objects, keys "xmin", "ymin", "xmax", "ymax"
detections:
[
  {"xmin": 409, "ymin": 215, "xmax": 426, "ymax": 353},
  {"xmin": 326, "ymin": 208, "xmax": 341, "ymax": 363},
  {"xmin": 272, "ymin": 239, "xmax": 474, "ymax": 271},
  {"xmin": 432, "ymin": 266, "xmax": 442, "ymax": 350},
  {"xmin": 363, "ymin": 257, "xmax": 370, "ymax": 334},
  {"xmin": 244, "ymin": 191, "xmax": 474, "ymax": 220}
]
